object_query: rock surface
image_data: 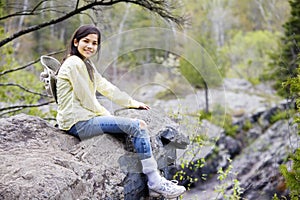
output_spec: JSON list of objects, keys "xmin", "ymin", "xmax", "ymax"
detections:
[
  {"xmin": 0, "ymin": 109, "xmax": 189, "ymax": 200},
  {"xmin": 232, "ymin": 120, "xmax": 297, "ymax": 199},
  {"xmin": 0, "ymin": 114, "xmax": 126, "ymax": 200}
]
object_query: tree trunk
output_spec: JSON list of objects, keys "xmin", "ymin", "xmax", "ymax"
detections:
[
  {"xmin": 112, "ymin": 3, "xmax": 131, "ymax": 81},
  {"xmin": 204, "ymin": 81, "xmax": 209, "ymax": 113},
  {"xmin": 15, "ymin": 0, "xmax": 28, "ymax": 51}
]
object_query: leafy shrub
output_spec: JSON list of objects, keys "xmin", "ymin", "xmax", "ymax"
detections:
[
  {"xmin": 279, "ymin": 65, "xmax": 300, "ymax": 199},
  {"xmin": 270, "ymin": 109, "xmax": 296, "ymax": 124},
  {"xmin": 199, "ymin": 107, "xmax": 239, "ymax": 137},
  {"xmin": 0, "ymin": 27, "xmax": 53, "ymax": 118},
  {"xmin": 242, "ymin": 119, "xmax": 253, "ymax": 131},
  {"xmin": 280, "ymin": 149, "xmax": 300, "ymax": 200}
]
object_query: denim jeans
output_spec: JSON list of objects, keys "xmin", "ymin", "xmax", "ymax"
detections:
[{"xmin": 68, "ymin": 116, "xmax": 152, "ymax": 160}]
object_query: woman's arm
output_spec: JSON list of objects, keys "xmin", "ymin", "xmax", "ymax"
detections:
[{"xmin": 94, "ymin": 71, "xmax": 150, "ymax": 110}]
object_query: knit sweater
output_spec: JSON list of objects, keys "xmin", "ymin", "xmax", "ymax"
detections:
[{"xmin": 56, "ymin": 55, "xmax": 140, "ymax": 130}]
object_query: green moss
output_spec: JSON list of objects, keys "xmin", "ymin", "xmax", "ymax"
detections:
[
  {"xmin": 199, "ymin": 108, "xmax": 239, "ymax": 137},
  {"xmin": 242, "ymin": 119, "xmax": 253, "ymax": 131},
  {"xmin": 223, "ymin": 115, "xmax": 239, "ymax": 137},
  {"xmin": 270, "ymin": 109, "xmax": 296, "ymax": 124}
]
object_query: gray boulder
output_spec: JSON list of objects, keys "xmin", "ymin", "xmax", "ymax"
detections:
[
  {"xmin": 0, "ymin": 109, "xmax": 189, "ymax": 200},
  {"xmin": 0, "ymin": 113, "xmax": 125, "ymax": 200},
  {"xmin": 231, "ymin": 119, "xmax": 297, "ymax": 199}
]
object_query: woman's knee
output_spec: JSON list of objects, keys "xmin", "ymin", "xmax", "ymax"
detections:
[{"xmin": 139, "ymin": 119, "xmax": 147, "ymax": 130}]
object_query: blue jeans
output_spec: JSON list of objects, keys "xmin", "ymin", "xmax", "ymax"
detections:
[{"xmin": 68, "ymin": 116, "xmax": 152, "ymax": 160}]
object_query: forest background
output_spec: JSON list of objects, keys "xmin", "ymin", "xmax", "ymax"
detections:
[{"xmin": 0, "ymin": 0, "xmax": 291, "ymax": 119}]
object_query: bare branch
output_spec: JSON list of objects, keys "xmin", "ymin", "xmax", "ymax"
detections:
[
  {"xmin": 126, "ymin": 0, "xmax": 185, "ymax": 25},
  {"xmin": 0, "ymin": 50, "xmax": 65, "ymax": 77},
  {"xmin": 31, "ymin": 0, "xmax": 46, "ymax": 13},
  {"xmin": 0, "ymin": 101, "xmax": 55, "ymax": 117},
  {"xmin": 0, "ymin": 83, "xmax": 49, "ymax": 97},
  {"xmin": 0, "ymin": 0, "xmax": 184, "ymax": 47},
  {"xmin": 1, "ymin": 1, "xmax": 45, "ymax": 21},
  {"xmin": 0, "ymin": 107, "xmax": 25, "ymax": 117},
  {"xmin": 76, "ymin": 0, "xmax": 80, "ymax": 9},
  {"xmin": 0, "ymin": 59, "xmax": 39, "ymax": 77},
  {"xmin": 0, "ymin": 1, "xmax": 102, "ymax": 47},
  {"xmin": 0, "ymin": 101, "xmax": 54, "ymax": 113}
]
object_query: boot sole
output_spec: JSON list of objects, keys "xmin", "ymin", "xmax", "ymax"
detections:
[{"xmin": 149, "ymin": 189, "xmax": 186, "ymax": 199}]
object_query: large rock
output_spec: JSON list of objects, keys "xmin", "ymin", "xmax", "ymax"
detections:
[
  {"xmin": 182, "ymin": 115, "xmax": 298, "ymax": 199},
  {"xmin": 231, "ymin": 119, "xmax": 297, "ymax": 199},
  {"xmin": 0, "ymin": 114, "xmax": 126, "ymax": 200},
  {"xmin": 0, "ymin": 109, "xmax": 189, "ymax": 200}
]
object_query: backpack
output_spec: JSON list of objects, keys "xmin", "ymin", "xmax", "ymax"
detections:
[{"xmin": 40, "ymin": 55, "xmax": 61, "ymax": 104}]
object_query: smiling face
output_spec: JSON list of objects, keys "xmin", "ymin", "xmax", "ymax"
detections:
[{"xmin": 74, "ymin": 34, "xmax": 98, "ymax": 60}]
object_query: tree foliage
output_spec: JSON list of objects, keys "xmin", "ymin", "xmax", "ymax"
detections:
[
  {"xmin": 280, "ymin": 149, "xmax": 300, "ymax": 200},
  {"xmin": 269, "ymin": 0, "xmax": 300, "ymax": 97},
  {"xmin": 0, "ymin": 22, "xmax": 51, "ymax": 117},
  {"xmin": 180, "ymin": 0, "xmax": 289, "ymax": 84},
  {"xmin": 278, "ymin": 57, "xmax": 300, "ymax": 199},
  {"xmin": 0, "ymin": 0, "xmax": 185, "ymax": 117},
  {"xmin": 0, "ymin": 0, "xmax": 185, "ymax": 47},
  {"xmin": 0, "ymin": 0, "xmax": 293, "ymax": 117},
  {"xmin": 220, "ymin": 30, "xmax": 280, "ymax": 84}
]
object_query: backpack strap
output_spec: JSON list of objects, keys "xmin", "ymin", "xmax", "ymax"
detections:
[{"xmin": 40, "ymin": 55, "xmax": 61, "ymax": 104}]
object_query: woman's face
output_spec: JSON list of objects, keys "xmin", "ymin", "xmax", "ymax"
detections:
[{"xmin": 74, "ymin": 34, "xmax": 98, "ymax": 59}]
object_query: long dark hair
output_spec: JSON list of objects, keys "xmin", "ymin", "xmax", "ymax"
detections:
[{"xmin": 62, "ymin": 25, "xmax": 101, "ymax": 82}]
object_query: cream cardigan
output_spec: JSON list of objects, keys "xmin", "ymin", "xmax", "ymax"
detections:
[{"xmin": 56, "ymin": 55, "xmax": 140, "ymax": 130}]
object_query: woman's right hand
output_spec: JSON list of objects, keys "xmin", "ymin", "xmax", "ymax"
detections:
[{"xmin": 137, "ymin": 102, "xmax": 151, "ymax": 110}]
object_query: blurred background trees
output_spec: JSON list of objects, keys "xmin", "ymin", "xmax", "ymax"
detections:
[
  {"xmin": 0, "ymin": 0, "xmax": 296, "ymax": 116},
  {"xmin": 0, "ymin": 0, "xmax": 184, "ymax": 118},
  {"xmin": 268, "ymin": 0, "xmax": 300, "ymax": 97}
]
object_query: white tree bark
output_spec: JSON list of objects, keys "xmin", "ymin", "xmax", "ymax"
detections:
[
  {"xmin": 112, "ymin": 3, "xmax": 131, "ymax": 81},
  {"xmin": 255, "ymin": 0, "xmax": 271, "ymax": 31},
  {"xmin": 207, "ymin": 0, "xmax": 234, "ymax": 48},
  {"xmin": 15, "ymin": 0, "xmax": 29, "ymax": 51},
  {"xmin": 18, "ymin": 0, "xmax": 28, "ymax": 31}
]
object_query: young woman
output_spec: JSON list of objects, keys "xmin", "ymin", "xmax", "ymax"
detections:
[{"xmin": 56, "ymin": 25, "xmax": 186, "ymax": 199}]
